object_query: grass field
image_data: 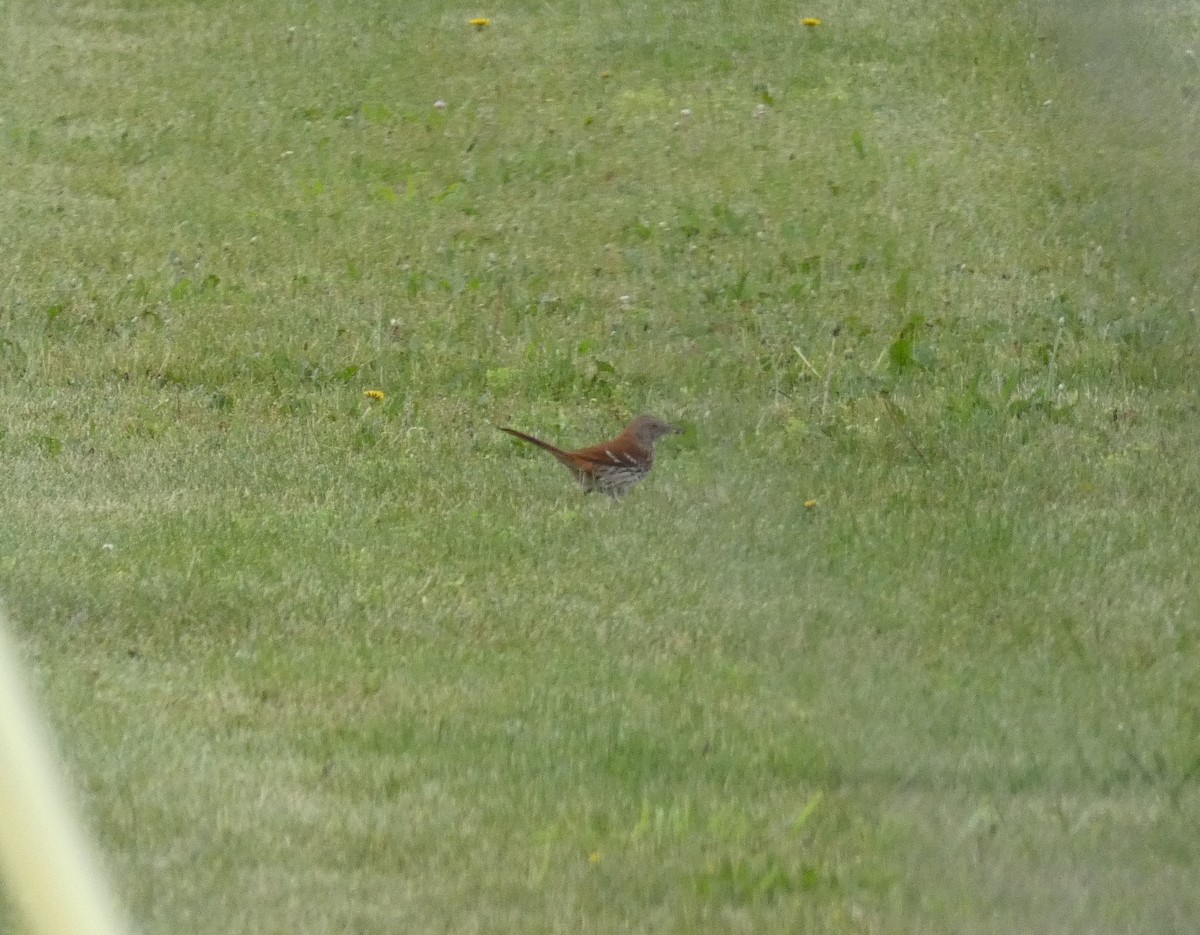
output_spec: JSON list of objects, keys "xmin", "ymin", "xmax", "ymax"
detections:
[{"xmin": 3, "ymin": 0, "xmax": 1200, "ymax": 932}]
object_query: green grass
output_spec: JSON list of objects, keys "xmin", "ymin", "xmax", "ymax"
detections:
[{"xmin": 3, "ymin": 0, "xmax": 1200, "ymax": 932}]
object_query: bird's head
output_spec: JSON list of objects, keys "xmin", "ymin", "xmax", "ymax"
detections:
[{"xmin": 629, "ymin": 414, "xmax": 683, "ymax": 448}]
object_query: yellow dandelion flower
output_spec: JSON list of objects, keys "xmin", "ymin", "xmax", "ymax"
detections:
[
  {"xmin": 588, "ymin": 851, "xmax": 602, "ymax": 864},
  {"xmin": 804, "ymin": 499, "xmax": 818, "ymax": 509},
  {"xmin": 469, "ymin": 17, "xmax": 491, "ymax": 28},
  {"xmin": 802, "ymin": 17, "xmax": 822, "ymax": 27},
  {"xmin": 364, "ymin": 389, "xmax": 385, "ymax": 401}
]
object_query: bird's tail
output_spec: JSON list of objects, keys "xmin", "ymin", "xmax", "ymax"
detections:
[{"xmin": 498, "ymin": 426, "xmax": 574, "ymax": 464}]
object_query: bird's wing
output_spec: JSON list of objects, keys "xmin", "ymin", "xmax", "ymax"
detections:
[{"xmin": 569, "ymin": 441, "xmax": 646, "ymax": 468}]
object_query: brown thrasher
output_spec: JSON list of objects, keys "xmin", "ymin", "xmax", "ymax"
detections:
[{"xmin": 499, "ymin": 414, "xmax": 682, "ymax": 497}]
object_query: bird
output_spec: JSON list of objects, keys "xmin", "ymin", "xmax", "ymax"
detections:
[{"xmin": 498, "ymin": 414, "xmax": 682, "ymax": 497}]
